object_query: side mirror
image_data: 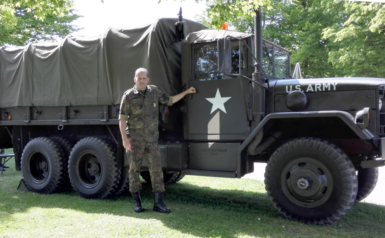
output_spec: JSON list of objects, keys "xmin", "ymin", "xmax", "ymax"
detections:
[{"xmin": 217, "ymin": 38, "xmax": 232, "ymax": 74}]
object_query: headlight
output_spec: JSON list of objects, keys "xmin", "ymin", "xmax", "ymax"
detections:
[{"xmin": 380, "ymin": 99, "xmax": 383, "ymax": 111}]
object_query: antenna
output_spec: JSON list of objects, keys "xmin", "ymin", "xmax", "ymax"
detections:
[{"xmin": 178, "ymin": 7, "xmax": 183, "ymax": 22}]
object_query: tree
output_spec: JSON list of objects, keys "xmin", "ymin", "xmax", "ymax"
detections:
[
  {"xmin": 271, "ymin": 0, "xmax": 347, "ymax": 78},
  {"xmin": 195, "ymin": 0, "xmax": 273, "ymax": 30},
  {"xmin": 195, "ymin": 0, "xmax": 346, "ymax": 77},
  {"xmin": 169, "ymin": 0, "xmax": 385, "ymax": 78},
  {"xmin": 322, "ymin": 2, "xmax": 385, "ymax": 78},
  {"xmin": 0, "ymin": 0, "xmax": 80, "ymax": 46}
]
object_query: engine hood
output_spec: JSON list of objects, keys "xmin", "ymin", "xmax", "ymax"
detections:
[{"xmin": 270, "ymin": 77, "xmax": 385, "ymax": 94}]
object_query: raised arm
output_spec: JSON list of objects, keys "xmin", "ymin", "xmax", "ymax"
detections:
[{"xmin": 171, "ymin": 87, "xmax": 196, "ymax": 104}]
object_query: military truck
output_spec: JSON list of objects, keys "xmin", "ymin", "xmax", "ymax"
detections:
[{"xmin": 0, "ymin": 12, "xmax": 384, "ymax": 224}]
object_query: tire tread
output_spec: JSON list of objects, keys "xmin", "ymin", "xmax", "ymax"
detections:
[
  {"xmin": 264, "ymin": 137, "xmax": 358, "ymax": 224},
  {"xmin": 21, "ymin": 137, "xmax": 66, "ymax": 194},
  {"xmin": 69, "ymin": 137, "xmax": 121, "ymax": 199}
]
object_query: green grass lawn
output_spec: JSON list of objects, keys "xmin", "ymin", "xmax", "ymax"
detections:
[{"xmin": 1, "ymin": 152, "xmax": 385, "ymax": 238}]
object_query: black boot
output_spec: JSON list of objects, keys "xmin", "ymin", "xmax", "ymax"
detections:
[
  {"xmin": 153, "ymin": 193, "xmax": 171, "ymax": 213},
  {"xmin": 131, "ymin": 192, "xmax": 143, "ymax": 213}
]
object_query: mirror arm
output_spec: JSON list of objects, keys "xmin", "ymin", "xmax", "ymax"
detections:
[{"xmin": 223, "ymin": 73, "xmax": 271, "ymax": 91}]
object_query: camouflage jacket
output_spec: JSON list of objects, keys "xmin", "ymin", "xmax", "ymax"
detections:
[{"xmin": 119, "ymin": 85, "xmax": 173, "ymax": 142}]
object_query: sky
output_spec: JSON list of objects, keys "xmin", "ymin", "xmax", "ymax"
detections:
[{"xmin": 72, "ymin": 0, "xmax": 206, "ymax": 37}]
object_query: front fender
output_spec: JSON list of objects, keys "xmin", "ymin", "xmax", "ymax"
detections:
[{"xmin": 236, "ymin": 110, "xmax": 375, "ymax": 178}]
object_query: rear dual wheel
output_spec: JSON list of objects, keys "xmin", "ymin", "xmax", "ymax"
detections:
[
  {"xmin": 50, "ymin": 136, "xmax": 73, "ymax": 191},
  {"xmin": 68, "ymin": 137, "xmax": 121, "ymax": 199},
  {"xmin": 21, "ymin": 136, "xmax": 125, "ymax": 199},
  {"xmin": 21, "ymin": 137, "xmax": 66, "ymax": 193},
  {"xmin": 141, "ymin": 170, "xmax": 185, "ymax": 185}
]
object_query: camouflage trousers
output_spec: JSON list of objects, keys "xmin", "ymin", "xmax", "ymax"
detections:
[{"xmin": 127, "ymin": 139, "xmax": 165, "ymax": 193}]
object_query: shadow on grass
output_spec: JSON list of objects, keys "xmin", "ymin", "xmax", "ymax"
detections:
[{"xmin": 1, "ymin": 167, "xmax": 385, "ymax": 237}]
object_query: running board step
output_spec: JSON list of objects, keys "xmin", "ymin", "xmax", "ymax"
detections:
[{"xmin": 184, "ymin": 169, "xmax": 236, "ymax": 178}]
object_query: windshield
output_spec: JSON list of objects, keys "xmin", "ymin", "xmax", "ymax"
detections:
[
  {"xmin": 252, "ymin": 37, "xmax": 291, "ymax": 79},
  {"xmin": 192, "ymin": 37, "xmax": 290, "ymax": 81}
]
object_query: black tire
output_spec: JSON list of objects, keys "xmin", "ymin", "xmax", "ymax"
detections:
[
  {"xmin": 356, "ymin": 167, "xmax": 379, "ymax": 202},
  {"xmin": 68, "ymin": 137, "xmax": 121, "ymax": 199},
  {"xmin": 114, "ymin": 166, "xmax": 130, "ymax": 196},
  {"xmin": 141, "ymin": 171, "xmax": 185, "ymax": 185},
  {"xmin": 164, "ymin": 171, "xmax": 185, "ymax": 184},
  {"xmin": 100, "ymin": 137, "xmax": 129, "ymax": 197},
  {"xmin": 140, "ymin": 171, "xmax": 151, "ymax": 184},
  {"xmin": 21, "ymin": 137, "xmax": 66, "ymax": 194},
  {"xmin": 264, "ymin": 137, "xmax": 358, "ymax": 225},
  {"xmin": 50, "ymin": 136, "xmax": 74, "ymax": 191}
]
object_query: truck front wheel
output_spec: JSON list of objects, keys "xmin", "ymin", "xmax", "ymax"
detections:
[
  {"xmin": 68, "ymin": 137, "xmax": 121, "ymax": 199},
  {"xmin": 21, "ymin": 137, "xmax": 66, "ymax": 193},
  {"xmin": 356, "ymin": 166, "xmax": 378, "ymax": 202},
  {"xmin": 264, "ymin": 137, "xmax": 357, "ymax": 224}
]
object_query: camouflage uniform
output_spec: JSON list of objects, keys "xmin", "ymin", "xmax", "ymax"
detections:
[{"xmin": 119, "ymin": 85, "xmax": 173, "ymax": 193}]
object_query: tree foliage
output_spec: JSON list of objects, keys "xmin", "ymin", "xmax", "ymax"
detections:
[
  {"xmin": 0, "ymin": 0, "xmax": 80, "ymax": 46},
  {"xmin": 267, "ymin": 0, "xmax": 347, "ymax": 78},
  {"xmin": 322, "ymin": 2, "xmax": 385, "ymax": 77},
  {"xmin": 167, "ymin": 0, "xmax": 385, "ymax": 78}
]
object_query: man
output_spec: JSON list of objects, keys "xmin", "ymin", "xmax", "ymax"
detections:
[{"xmin": 119, "ymin": 67, "xmax": 196, "ymax": 213}]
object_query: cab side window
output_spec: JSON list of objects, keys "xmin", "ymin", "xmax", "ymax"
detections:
[{"xmin": 194, "ymin": 41, "xmax": 245, "ymax": 81}]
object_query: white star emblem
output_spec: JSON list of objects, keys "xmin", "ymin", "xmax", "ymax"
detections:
[{"xmin": 205, "ymin": 89, "xmax": 231, "ymax": 114}]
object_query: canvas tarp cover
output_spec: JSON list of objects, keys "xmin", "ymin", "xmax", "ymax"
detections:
[
  {"xmin": 0, "ymin": 18, "xmax": 207, "ymax": 107},
  {"xmin": 184, "ymin": 29, "xmax": 252, "ymax": 44}
]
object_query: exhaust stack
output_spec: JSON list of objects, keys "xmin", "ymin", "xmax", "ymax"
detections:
[{"xmin": 175, "ymin": 7, "xmax": 185, "ymax": 41}]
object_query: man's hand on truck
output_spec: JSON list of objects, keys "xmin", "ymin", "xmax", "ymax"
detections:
[{"xmin": 171, "ymin": 87, "xmax": 196, "ymax": 104}]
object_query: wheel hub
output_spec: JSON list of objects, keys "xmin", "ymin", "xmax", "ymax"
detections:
[
  {"xmin": 79, "ymin": 154, "xmax": 102, "ymax": 188},
  {"xmin": 297, "ymin": 178, "xmax": 310, "ymax": 190},
  {"xmin": 290, "ymin": 169, "xmax": 320, "ymax": 198},
  {"xmin": 30, "ymin": 153, "xmax": 49, "ymax": 182},
  {"xmin": 281, "ymin": 157, "xmax": 334, "ymax": 208},
  {"xmin": 40, "ymin": 160, "xmax": 48, "ymax": 171},
  {"xmin": 88, "ymin": 162, "xmax": 100, "ymax": 175}
]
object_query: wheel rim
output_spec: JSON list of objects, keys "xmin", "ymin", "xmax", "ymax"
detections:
[
  {"xmin": 281, "ymin": 157, "xmax": 334, "ymax": 208},
  {"xmin": 29, "ymin": 152, "xmax": 49, "ymax": 183},
  {"xmin": 78, "ymin": 152, "xmax": 102, "ymax": 188}
]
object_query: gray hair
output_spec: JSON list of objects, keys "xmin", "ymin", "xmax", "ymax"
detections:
[{"xmin": 135, "ymin": 67, "xmax": 149, "ymax": 78}]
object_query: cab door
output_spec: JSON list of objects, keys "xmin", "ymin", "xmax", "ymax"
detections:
[{"xmin": 183, "ymin": 40, "xmax": 251, "ymax": 141}]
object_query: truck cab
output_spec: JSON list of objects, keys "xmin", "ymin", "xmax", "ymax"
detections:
[{"xmin": 174, "ymin": 28, "xmax": 385, "ymax": 224}]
